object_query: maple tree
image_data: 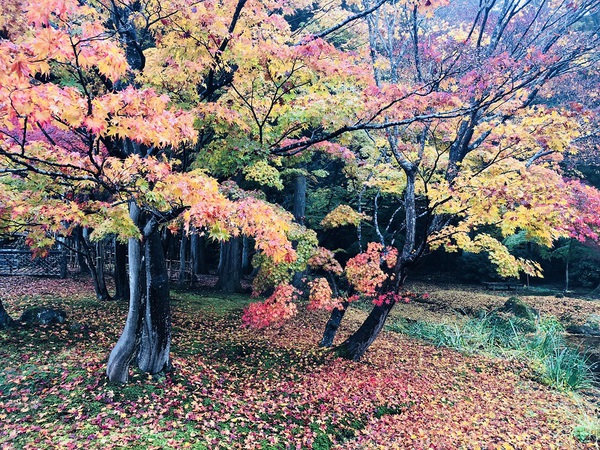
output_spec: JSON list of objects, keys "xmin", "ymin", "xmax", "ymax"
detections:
[
  {"xmin": 0, "ymin": 0, "xmax": 298, "ymax": 382},
  {"xmin": 239, "ymin": 0, "xmax": 600, "ymax": 361}
]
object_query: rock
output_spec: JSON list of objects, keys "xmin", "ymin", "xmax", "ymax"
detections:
[
  {"xmin": 566, "ymin": 314, "xmax": 600, "ymax": 337},
  {"xmin": 20, "ymin": 307, "xmax": 67, "ymax": 325},
  {"xmin": 500, "ymin": 297, "xmax": 539, "ymax": 321}
]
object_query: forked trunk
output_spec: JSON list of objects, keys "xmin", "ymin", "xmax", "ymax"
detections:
[
  {"xmin": 137, "ymin": 229, "xmax": 171, "ymax": 374},
  {"xmin": 320, "ymin": 301, "xmax": 348, "ymax": 348},
  {"xmin": 107, "ymin": 204, "xmax": 172, "ymax": 382},
  {"xmin": 336, "ymin": 300, "xmax": 395, "ymax": 361}
]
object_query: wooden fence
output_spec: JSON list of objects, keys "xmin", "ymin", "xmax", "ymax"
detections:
[{"xmin": 0, "ymin": 249, "xmax": 67, "ymax": 277}]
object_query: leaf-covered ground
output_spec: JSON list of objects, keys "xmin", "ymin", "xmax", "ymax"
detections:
[{"xmin": 1, "ymin": 276, "xmax": 598, "ymax": 449}]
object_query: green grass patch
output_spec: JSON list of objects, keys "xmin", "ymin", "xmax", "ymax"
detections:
[{"xmin": 389, "ymin": 311, "xmax": 595, "ymax": 391}]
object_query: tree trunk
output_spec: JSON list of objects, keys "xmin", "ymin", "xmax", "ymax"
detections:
[
  {"xmin": 292, "ymin": 173, "xmax": 307, "ymax": 287},
  {"xmin": 177, "ymin": 233, "xmax": 188, "ymax": 284},
  {"xmin": 565, "ymin": 240, "xmax": 571, "ymax": 293},
  {"xmin": 107, "ymin": 203, "xmax": 173, "ymax": 382},
  {"xmin": 114, "ymin": 239, "xmax": 129, "ymax": 301},
  {"xmin": 95, "ymin": 240, "xmax": 112, "ymax": 301},
  {"xmin": 0, "ymin": 299, "xmax": 14, "ymax": 328},
  {"xmin": 215, "ymin": 237, "xmax": 243, "ymax": 293},
  {"xmin": 320, "ymin": 301, "xmax": 349, "ymax": 347},
  {"xmin": 75, "ymin": 229, "xmax": 90, "ymax": 274},
  {"xmin": 292, "ymin": 173, "xmax": 307, "ymax": 224},
  {"xmin": 241, "ymin": 236, "xmax": 252, "ymax": 275},
  {"xmin": 137, "ymin": 229, "xmax": 171, "ymax": 374},
  {"xmin": 190, "ymin": 233, "xmax": 208, "ymax": 277},
  {"xmin": 79, "ymin": 234, "xmax": 112, "ymax": 301},
  {"xmin": 107, "ymin": 217, "xmax": 144, "ymax": 383},
  {"xmin": 336, "ymin": 300, "xmax": 396, "ymax": 361}
]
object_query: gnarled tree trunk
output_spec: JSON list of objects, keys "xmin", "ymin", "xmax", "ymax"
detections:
[
  {"xmin": 106, "ymin": 224, "xmax": 144, "ymax": 383},
  {"xmin": 137, "ymin": 229, "xmax": 171, "ymax": 374},
  {"xmin": 107, "ymin": 203, "xmax": 173, "ymax": 382}
]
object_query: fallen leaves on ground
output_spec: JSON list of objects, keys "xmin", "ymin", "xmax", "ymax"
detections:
[{"xmin": 0, "ymin": 277, "xmax": 597, "ymax": 449}]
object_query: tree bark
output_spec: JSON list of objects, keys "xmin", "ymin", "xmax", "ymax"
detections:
[
  {"xmin": 241, "ymin": 236, "xmax": 252, "ymax": 275},
  {"xmin": 75, "ymin": 229, "xmax": 90, "ymax": 275},
  {"xmin": 107, "ymin": 208, "xmax": 144, "ymax": 383},
  {"xmin": 95, "ymin": 240, "xmax": 112, "ymax": 301},
  {"xmin": 320, "ymin": 301, "xmax": 349, "ymax": 347},
  {"xmin": 292, "ymin": 172, "xmax": 307, "ymax": 287},
  {"xmin": 336, "ymin": 300, "xmax": 396, "ymax": 361},
  {"xmin": 137, "ymin": 229, "xmax": 171, "ymax": 374},
  {"xmin": 0, "ymin": 299, "xmax": 14, "ymax": 328},
  {"xmin": 215, "ymin": 237, "xmax": 243, "ymax": 293},
  {"xmin": 292, "ymin": 173, "xmax": 307, "ymax": 224},
  {"xmin": 78, "ymin": 233, "xmax": 112, "ymax": 301},
  {"xmin": 114, "ymin": 239, "xmax": 129, "ymax": 301},
  {"xmin": 177, "ymin": 233, "xmax": 188, "ymax": 285},
  {"xmin": 190, "ymin": 233, "xmax": 208, "ymax": 277},
  {"xmin": 107, "ymin": 203, "xmax": 173, "ymax": 382}
]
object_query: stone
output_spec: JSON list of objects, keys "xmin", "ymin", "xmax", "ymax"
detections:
[
  {"xmin": 20, "ymin": 307, "xmax": 67, "ymax": 325},
  {"xmin": 567, "ymin": 314, "xmax": 600, "ymax": 337},
  {"xmin": 500, "ymin": 297, "xmax": 539, "ymax": 321}
]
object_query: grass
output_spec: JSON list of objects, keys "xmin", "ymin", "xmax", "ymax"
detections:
[
  {"xmin": 572, "ymin": 409, "xmax": 600, "ymax": 443},
  {"xmin": 388, "ymin": 311, "xmax": 596, "ymax": 392}
]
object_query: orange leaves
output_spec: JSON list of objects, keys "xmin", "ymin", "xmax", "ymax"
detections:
[
  {"xmin": 83, "ymin": 87, "xmax": 197, "ymax": 146},
  {"xmin": 25, "ymin": 0, "xmax": 79, "ymax": 27},
  {"xmin": 233, "ymin": 197, "xmax": 296, "ymax": 264}
]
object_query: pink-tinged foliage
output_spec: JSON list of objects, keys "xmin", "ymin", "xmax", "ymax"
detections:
[
  {"xmin": 307, "ymin": 247, "xmax": 343, "ymax": 275},
  {"xmin": 345, "ymin": 242, "xmax": 392, "ymax": 297},
  {"xmin": 566, "ymin": 179, "xmax": 600, "ymax": 242},
  {"xmin": 245, "ymin": 242, "xmax": 402, "ymax": 328},
  {"xmin": 241, "ymin": 283, "xmax": 300, "ymax": 328},
  {"xmin": 307, "ymin": 277, "xmax": 343, "ymax": 311},
  {"xmin": 311, "ymin": 141, "xmax": 355, "ymax": 162}
]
